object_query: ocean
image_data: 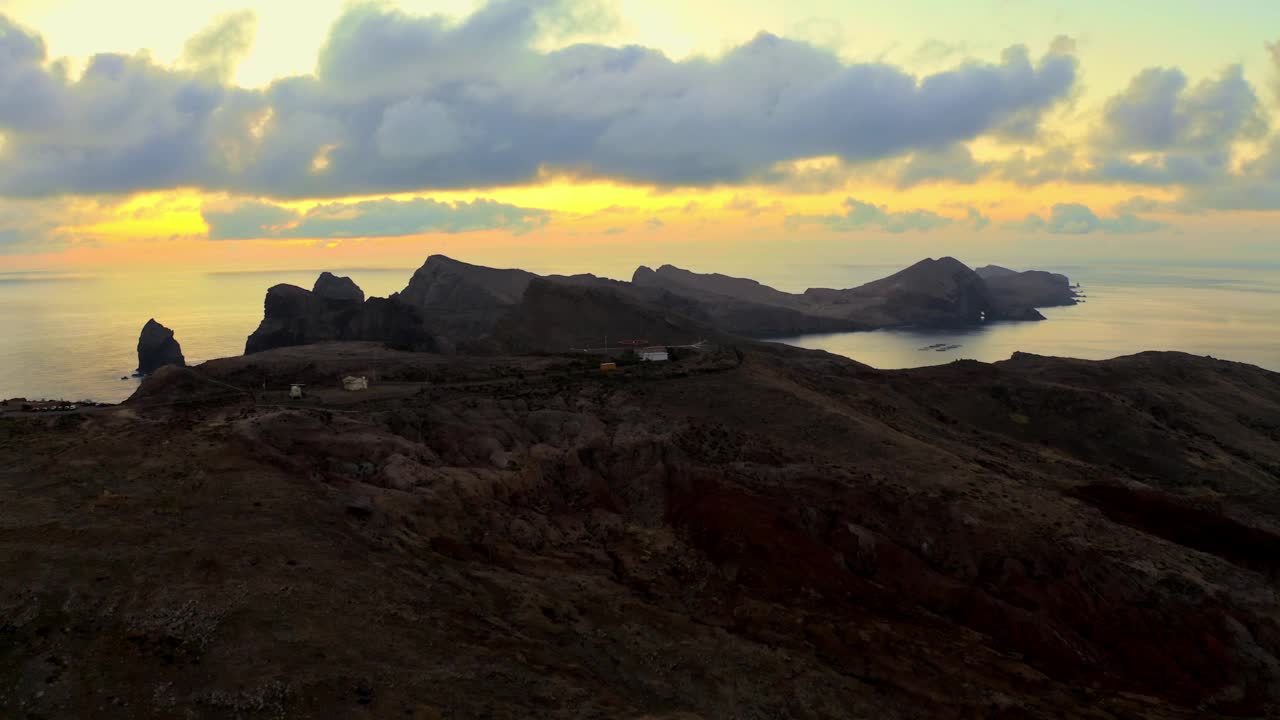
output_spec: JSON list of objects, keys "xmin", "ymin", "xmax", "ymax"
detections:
[{"xmin": 2, "ymin": 262, "xmax": 1278, "ymax": 404}]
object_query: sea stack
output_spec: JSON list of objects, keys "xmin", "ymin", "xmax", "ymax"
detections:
[{"xmin": 136, "ymin": 319, "xmax": 185, "ymax": 375}]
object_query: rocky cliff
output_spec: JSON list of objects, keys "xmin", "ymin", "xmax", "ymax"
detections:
[
  {"xmin": 135, "ymin": 318, "xmax": 185, "ymax": 374},
  {"xmin": 977, "ymin": 264, "xmax": 1079, "ymax": 309}
]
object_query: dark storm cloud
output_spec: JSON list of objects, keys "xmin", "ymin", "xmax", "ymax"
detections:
[
  {"xmin": 202, "ymin": 197, "xmax": 550, "ymax": 240},
  {"xmin": 0, "ymin": 1, "xmax": 1079, "ymax": 198}
]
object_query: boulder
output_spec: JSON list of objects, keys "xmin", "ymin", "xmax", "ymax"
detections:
[{"xmin": 136, "ymin": 319, "xmax": 185, "ymax": 374}]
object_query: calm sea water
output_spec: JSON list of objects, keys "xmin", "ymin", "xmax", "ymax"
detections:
[{"xmin": 2, "ymin": 263, "xmax": 1278, "ymax": 404}]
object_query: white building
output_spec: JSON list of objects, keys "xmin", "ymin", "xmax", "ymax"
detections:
[{"xmin": 640, "ymin": 348, "xmax": 669, "ymax": 362}]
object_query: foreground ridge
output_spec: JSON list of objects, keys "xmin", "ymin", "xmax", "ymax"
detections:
[{"xmin": 2, "ymin": 343, "xmax": 1278, "ymax": 718}]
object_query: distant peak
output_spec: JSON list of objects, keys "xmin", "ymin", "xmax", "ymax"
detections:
[
  {"xmin": 412, "ymin": 254, "xmax": 465, "ymax": 273},
  {"xmin": 416, "ymin": 255, "xmax": 518, "ymax": 275},
  {"xmin": 901, "ymin": 256, "xmax": 973, "ymax": 274}
]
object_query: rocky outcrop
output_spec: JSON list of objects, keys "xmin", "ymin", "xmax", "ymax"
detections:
[
  {"xmin": 136, "ymin": 319, "xmax": 185, "ymax": 374},
  {"xmin": 245, "ymin": 283, "xmax": 339, "ymax": 353},
  {"xmin": 245, "ymin": 278, "xmax": 435, "ymax": 354},
  {"xmin": 395, "ymin": 255, "xmax": 537, "ymax": 341},
  {"xmin": 398, "ymin": 255, "xmax": 537, "ymax": 309},
  {"xmin": 977, "ymin": 265, "xmax": 1078, "ymax": 309},
  {"xmin": 312, "ymin": 271, "xmax": 365, "ymax": 303}
]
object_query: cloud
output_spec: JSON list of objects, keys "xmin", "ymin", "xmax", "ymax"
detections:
[
  {"xmin": 895, "ymin": 144, "xmax": 989, "ymax": 188},
  {"xmin": 373, "ymin": 97, "xmax": 471, "ymax": 160},
  {"xmin": 0, "ymin": 196, "xmax": 121, "ymax": 254},
  {"xmin": 1176, "ymin": 138, "xmax": 1280, "ymax": 211},
  {"xmin": 0, "ymin": 15, "xmax": 264, "ymax": 196},
  {"xmin": 724, "ymin": 195, "xmax": 783, "ymax": 215},
  {"xmin": 1097, "ymin": 65, "xmax": 1266, "ymax": 153},
  {"xmin": 181, "ymin": 10, "xmax": 257, "ymax": 82},
  {"xmin": 201, "ymin": 200, "xmax": 296, "ymax": 239},
  {"xmin": 0, "ymin": 2, "xmax": 1079, "ymax": 198},
  {"xmin": 909, "ymin": 39, "xmax": 970, "ymax": 67},
  {"xmin": 1084, "ymin": 151, "xmax": 1228, "ymax": 186},
  {"xmin": 964, "ymin": 206, "xmax": 991, "ymax": 231},
  {"xmin": 1077, "ymin": 65, "xmax": 1267, "ymax": 189},
  {"xmin": 786, "ymin": 197, "xmax": 954, "ymax": 233},
  {"xmin": 1007, "ymin": 203, "xmax": 1165, "ymax": 234},
  {"xmin": 202, "ymin": 197, "xmax": 550, "ymax": 240},
  {"xmin": 1114, "ymin": 195, "xmax": 1164, "ymax": 214},
  {"xmin": 916, "ymin": 62, "xmax": 1272, "ymax": 192}
]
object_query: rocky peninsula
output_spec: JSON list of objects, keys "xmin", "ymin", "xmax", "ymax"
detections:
[{"xmin": 244, "ymin": 255, "xmax": 1080, "ymax": 356}]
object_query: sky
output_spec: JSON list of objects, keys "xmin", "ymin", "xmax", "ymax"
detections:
[{"xmin": 2, "ymin": 0, "xmax": 1280, "ymax": 274}]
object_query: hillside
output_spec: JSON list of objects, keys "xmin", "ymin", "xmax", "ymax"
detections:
[{"xmin": 2, "ymin": 343, "xmax": 1279, "ymax": 718}]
